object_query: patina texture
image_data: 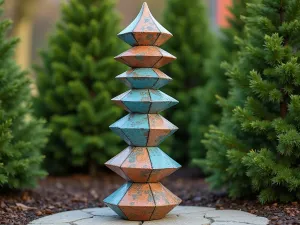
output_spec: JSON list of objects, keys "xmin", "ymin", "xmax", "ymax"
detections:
[{"xmin": 104, "ymin": 2, "xmax": 181, "ymax": 221}]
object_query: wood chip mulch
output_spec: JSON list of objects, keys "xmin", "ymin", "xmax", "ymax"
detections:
[{"xmin": 0, "ymin": 169, "xmax": 299, "ymax": 225}]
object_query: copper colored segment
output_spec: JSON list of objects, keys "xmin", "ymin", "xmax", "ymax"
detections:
[
  {"xmin": 106, "ymin": 164, "xmax": 129, "ymax": 181},
  {"xmin": 149, "ymin": 183, "xmax": 181, "ymax": 220},
  {"xmin": 147, "ymin": 114, "xmax": 177, "ymax": 146},
  {"xmin": 135, "ymin": 32, "xmax": 160, "ymax": 46},
  {"xmin": 151, "ymin": 205, "xmax": 177, "ymax": 220},
  {"xmin": 149, "ymin": 183, "xmax": 182, "ymax": 206},
  {"xmin": 122, "ymin": 148, "xmax": 152, "ymax": 182},
  {"xmin": 105, "ymin": 147, "xmax": 133, "ymax": 181},
  {"xmin": 133, "ymin": 3, "xmax": 159, "ymax": 46},
  {"xmin": 115, "ymin": 46, "xmax": 176, "ymax": 68},
  {"xmin": 155, "ymin": 33, "xmax": 172, "ymax": 47},
  {"xmin": 154, "ymin": 68, "xmax": 170, "ymax": 79},
  {"xmin": 148, "ymin": 168, "xmax": 178, "ymax": 182},
  {"xmin": 119, "ymin": 183, "xmax": 155, "ymax": 220}
]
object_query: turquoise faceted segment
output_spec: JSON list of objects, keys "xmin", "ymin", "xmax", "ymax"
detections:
[
  {"xmin": 149, "ymin": 90, "xmax": 178, "ymax": 113},
  {"xmin": 112, "ymin": 89, "xmax": 178, "ymax": 113},
  {"xmin": 122, "ymin": 89, "xmax": 151, "ymax": 113},
  {"xmin": 104, "ymin": 182, "xmax": 132, "ymax": 219},
  {"xmin": 116, "ymin": 68, "xmax": 172, "ymax": 89},
  {"xmin": 109, "ymin": 114, "xmax": 133, "ymax": 145},
  {"xmin": 110, "ymin": 114, "xmax": 149, "ymax": 146},
  {"xmin": 148, "ymin": 147, "xmax": 181, "ymax": 169}
]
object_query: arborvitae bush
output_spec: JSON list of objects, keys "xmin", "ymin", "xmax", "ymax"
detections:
[
  {"xmin": 203, "ymin": 0, "xmax": 300, "ymax": 203},
  {"xmin": 190, "ymin": 0, "xmax": 251, "ymax": 161},
  {"xmin": 163, "ymin": 0, "xmax": 213, "ymax": 164},
  {"xmin": 35, "ymin": 0, "xmax": 126, "ymax": 174},
  {"xmin": 0, "ymin": 0, "xmax": 49, "ymax": 189}
]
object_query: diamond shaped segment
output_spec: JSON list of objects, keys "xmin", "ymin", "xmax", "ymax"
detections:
[
  {"xmin": 149, "ymin": 183, "xmax": 182, "ymax": 220},
  {"xmin": 114, "ymin": 46, "xmax": 176, "ymax": 68},
  {"xmin": 118, "ymin": 2, "xmax": 172, "ymax": 46},
  {"xmin": 112, "ymin": 89, "xmax": 178, "ymax": 113},
  {"xmin": 104, "ymin": 182, "xmax": 181, "ymax": 221},
  {"xmin": 109, "ymin": 114, "xmax": 178, "ymax": 146},
  {"xmin": 103, "ymin": 182, "xmax": 132, "ymax": 219},
  {"xmin": 105, "ymin": 147, "xmax": 181, "ymax": 182},
  {"xmin": 116, "ymin": 68, "xmax": 172, "ymax": 89}
]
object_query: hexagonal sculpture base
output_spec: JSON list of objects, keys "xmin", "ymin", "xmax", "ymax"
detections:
[{"xmin": 103, "ymin": 182, "xmax": 181, "ymax": 221}]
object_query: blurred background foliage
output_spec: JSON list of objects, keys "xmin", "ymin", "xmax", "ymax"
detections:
[
  {"xmin": 3, "ymin": 0, "xmax": 222, "ymax": 71},
  {"xmin": 2, "ymin": 0, "xmax": 233, "ymax": 174}
]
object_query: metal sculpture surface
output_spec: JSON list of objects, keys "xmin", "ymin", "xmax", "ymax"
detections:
[{"xmin": 104, "ymin": 2, "xmax": 181, "ymax": 221}]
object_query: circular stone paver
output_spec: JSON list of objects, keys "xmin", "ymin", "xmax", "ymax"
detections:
[{"xmin": 28, "ymin": 206, "xmax": 269, "ymax": 225}]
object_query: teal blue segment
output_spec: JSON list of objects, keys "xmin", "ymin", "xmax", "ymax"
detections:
[
  {"xmin": 118, "ymin": 33, "xmax": 137, "ymax": 46},
  {"xmin": 117, "ymin": 68, "xmax": 160, "ymax": 89},
  {"xmin": 127, "ymin": 77, "xmax": 158, "ymax": 89},
  {"xmin": 110, "ymin": 115, "xmax": 132, "ymax": 145},
  {"xmin": 122, "ymin": 114, "xmax": 149, "ymax": 146},
  {"xmin": 122, "ymin": 89, "xmax": 151, "ymax": 113},
  {"xmin": 149, "ymin": 90, "xmax": 179, "ymax": 113},
  {"xmin": 104, "ymin": 182, "xmax": 132, "ymax": 219},
  {"xmin": 118, "ymin": 3, "xmax": 143, "ymax": 45},
  {"xmin": 152, "ymin": 79, "xmax": 171, "ymax": 89},
  {"xmin": 123, "ymin": 101, "xmax": 151, "ymax": 113},
  {"xmin": 148, "ymin": 147, "xmax": 181, "ymax": 169},
  {"xmin": 127, "ymin": 68, "xmax": 159, "ymax": 89},
  {"xmin": 106, "ymin": 203, "xmax": 127, "ymax": 219},
  {"xmin": 130, "ymin": 68, "xmax": 158, "ymax": 78},
  {"xmin": 104, "ymin": 182, "xmax": 132, "ymax": 205}
]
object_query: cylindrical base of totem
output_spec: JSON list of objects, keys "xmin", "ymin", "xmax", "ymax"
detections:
[{"xmin": 104, "ymin": 2, "xmax": 181, "ymax": 221}]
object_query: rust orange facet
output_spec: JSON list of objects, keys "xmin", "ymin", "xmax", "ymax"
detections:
[{"xmin": 104, "ymin": 2, "xmax": 181, "ymax": 221}]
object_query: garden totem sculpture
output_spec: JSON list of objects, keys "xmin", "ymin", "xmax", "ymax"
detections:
[{"xmin": 103, "ymin": 2, "xmax": 181, "ymax": 221}]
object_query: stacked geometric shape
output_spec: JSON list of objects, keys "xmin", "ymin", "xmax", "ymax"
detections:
[{"xmin": 104, "ymin": 2, "xmax": 181, "ymax": 221}]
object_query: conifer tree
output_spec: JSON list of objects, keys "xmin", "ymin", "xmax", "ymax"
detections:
[
  {"xmin": 163, "ymin": 0, "xmax": 213, "ymax": 163},
  {"xmin": 190, "ymin": 0, "xmax": 250, "ymax": 160},
  {"xmin": 203, "ymin": 0, "xmax": 300, "ymax": 203},
  {"xmin": 35, "ymin": 0, "xmax": 125, "ymax": 174},
  {"xmin": 0, "ymin": 0, "xmax": 49, "ymax": 189}
]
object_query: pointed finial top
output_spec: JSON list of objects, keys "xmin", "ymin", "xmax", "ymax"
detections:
[{"xmin": 118, "ymin": 2, "xmax": 172, "ymax": 47}]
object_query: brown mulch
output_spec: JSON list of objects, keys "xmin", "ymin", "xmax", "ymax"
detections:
[{"xmin": 0, "ymin": 169, "xmax": 299, "ymax": 225}]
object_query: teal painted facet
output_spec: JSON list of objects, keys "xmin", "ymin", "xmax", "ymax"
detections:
[
  {"xmin": 110, "ymin": 115, "xmax": 132, "ymax": 145},
  {"xmin": 118, "ymin": 33, "xmax": 138, "ymax": 46},
  {"xmin": 118, "ymin": 3, "xmax": 143, "ymax": 45},
  {"xmin": 104, "ymin": 182, "xmax": 132, "ymax": 205},
  {"xmin": 126, "ymin": 77, "xmax": 158, "ymax": 89},
  {"xmin": 152, "ymin": 79, "xmax": 171, "ymax": 89},
  {"xmin": 149, "ymin": 90, "xmax": 179, "ymax": 113},
  {"xmin": 122, "ymin": 89, "xmax": 151, "ymax": 113},
  {"xmin": 116, "ymin": 68, "xmax": 172, "ymax": 89},
  {"xmin": 106, "ymin": 203, "xmax": 127, "ymax": 219},
  {"xmin": 104, "ymin": 182, "xmax": 132, "ymax": 219},
  {"xmin": 122, "ymin": 114, "xmax": 149, "ymax": 146},
  {"xmin": 111, "ymin": 114, "xmax": 149, "ymax": 146},
  {"xmin": 148, "ymin": 147, "xmax": 181, "ymax": 169},
  {"xmin": 112, "ymin": 90, "xmax": 130, "ymax": 101},
  {"xmin": 126, "ymin": 68, "xmax": 158, "ymax": 89}
]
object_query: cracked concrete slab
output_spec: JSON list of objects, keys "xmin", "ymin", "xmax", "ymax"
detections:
[{"xmin": 28, "ymin": 206, "xmax": 269, "ymax": 225}]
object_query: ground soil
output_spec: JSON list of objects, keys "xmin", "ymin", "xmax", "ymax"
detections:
[{"xmin": 0, "ymin": 169, "xmax": 299, "ymax": 225}]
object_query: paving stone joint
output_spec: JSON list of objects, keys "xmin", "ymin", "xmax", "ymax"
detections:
[{"xmin": 29, "ymin": 206, "xmax": 269, "ymax": 225}]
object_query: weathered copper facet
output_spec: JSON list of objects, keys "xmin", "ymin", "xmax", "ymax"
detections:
[{"xmin": 104, "ymin": 2, "xmax": 181, "ymax": 221}]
